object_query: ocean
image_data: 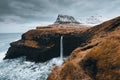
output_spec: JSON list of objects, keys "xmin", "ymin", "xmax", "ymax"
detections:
[{"xmin": 0, "ymin": 33, "xmax": 63, "ymax": 80}]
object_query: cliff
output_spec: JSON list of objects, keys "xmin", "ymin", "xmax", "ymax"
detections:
[
  {"xmin": 47, "ymin": 16, "xmax": 120, "ymax": 80},
  {"xmin": 4, "ymin": 26, "xmax": 89, "ymax": 62}
]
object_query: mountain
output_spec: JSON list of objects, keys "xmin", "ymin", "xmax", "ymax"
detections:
[
  {"xmin": 80, "ymin": 16, "xmax": 108, "ymax": 25},
  {"xmin": 36, "ymin": 15, "xmax": 88, "ymax": 29},
  {"xmin": 54, "ymin": 14, "xmax": 80, "ymax": 24},
  {"xmin": 86, "ymin": 16, "xmax": 104, "ymax": 24}
]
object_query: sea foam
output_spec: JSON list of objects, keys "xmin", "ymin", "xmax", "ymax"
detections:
[{"xmin": 0, "ymin": 55, "xmax": 64, "ymax": 80}]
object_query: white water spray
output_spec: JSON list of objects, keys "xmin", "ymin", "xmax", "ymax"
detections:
[{"xmin": 60, "ymin": 36, "xmax": 63, "ymax": 60}]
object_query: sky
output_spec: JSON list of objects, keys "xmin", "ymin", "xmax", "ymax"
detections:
[{"xmin": 0, "ymin": 0, "xmax": 120, "ymax": 33}]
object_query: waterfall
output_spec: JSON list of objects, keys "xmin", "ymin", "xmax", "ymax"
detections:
[{"xmin": 60, "ymin": 36, "xmax": 63, "ymax": 60}]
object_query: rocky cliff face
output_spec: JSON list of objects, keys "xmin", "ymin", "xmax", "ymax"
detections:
[
  {"xmin": 47, "ymin": 16, "xmax": 120, "ymax": 80},
  {"xmin": 54, "ymin": 14, "xmax": 80, "ymax": 24},
  {"xmin": 4, "ymin": 27, "xmax": 88, "ymax": 62}
]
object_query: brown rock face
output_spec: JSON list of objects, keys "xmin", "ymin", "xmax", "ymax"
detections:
[
  {"xmin": 4, "ymin": 25, "xmax": 89, "ymax": 62},
  {"xmin": 47, "ymin": 16, "xmax": 120, "ymax": 80}
]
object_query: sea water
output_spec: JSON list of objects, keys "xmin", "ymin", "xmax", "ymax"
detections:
[{"xmin": 0, "ymin": 33, "xmax": 64, "ymax": 80}]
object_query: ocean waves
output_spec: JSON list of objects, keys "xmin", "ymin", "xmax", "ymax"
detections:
[{"xmin": 0, "ymin": 55, "xmax": 63, "ymax": 80}]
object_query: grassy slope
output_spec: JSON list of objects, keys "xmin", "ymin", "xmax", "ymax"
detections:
[{"xmin": 47, "ymin": 16, "xmax": 120, "ymax": 80}]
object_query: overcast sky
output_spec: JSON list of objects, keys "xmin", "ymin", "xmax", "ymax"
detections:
[{"xmin": 0, "ymin": 0, "xmax": 120, "ymax": 33}]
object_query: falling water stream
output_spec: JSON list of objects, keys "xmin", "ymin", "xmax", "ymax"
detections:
[{"xmin": 60, "ymin": 36, "xmax": 63, "ymax": 60}]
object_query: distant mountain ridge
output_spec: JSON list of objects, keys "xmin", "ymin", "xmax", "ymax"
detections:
[
  {"xmin": 54, "ymin": 14, "xmax": 80, "ymax": 24},
  {"xmin": 79, "ymin": 16, "xmax": 108, "ymax": 25}
]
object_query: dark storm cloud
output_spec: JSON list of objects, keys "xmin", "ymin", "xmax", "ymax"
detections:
[
  {"xmin": 0, "ymin": 0, "xmax": 12, "ymax": 15},
  {"xmin": 0, "ymin": 0, "xmax": 120, "ymax": 33},
  {"xmin": 0, "ymin": 0, "xmax": 74, "ymax": 23},
  {"xmin": 0, "ymin": 0, "xmax": 120, "ymax": 22},
  {"xmin": 0, "ymin": 0, "xmax": 54, "ymax": 22}
]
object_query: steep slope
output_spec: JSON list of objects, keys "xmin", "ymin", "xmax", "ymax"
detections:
[{"xmin": 47, "ymin": 16, "xmax": 120, "ymax": 80}]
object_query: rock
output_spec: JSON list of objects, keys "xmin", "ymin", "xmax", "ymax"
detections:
[
  {"xmin": 54, "ymin": 14, "xmax": 80, "ymax": 24},
  {"xmin": 4, "ymin": 27, "xmax": 88, "ymax": 62},
  {"xmin": 47, "ymin": 16, "xmax": 120, "ymax": 80}
]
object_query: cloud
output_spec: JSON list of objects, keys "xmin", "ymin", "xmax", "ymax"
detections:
[{"xmin": 0, "ymin": 0, "xmax": 120, "ymax": 33}]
